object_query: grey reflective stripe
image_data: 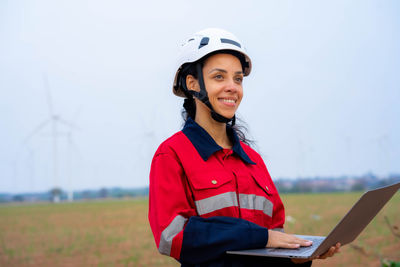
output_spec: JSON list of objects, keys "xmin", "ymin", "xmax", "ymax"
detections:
[
  {"xmin": 272, "ymin": 228, "xmax": 284, "ymax": 232},
  {"xmin": 239, "ymin": 194, "xmax": 273, "ymax": 217},
  {"xmin": 158, "ymin": 215, "xmax": 187, "ymax": 256},
  {"xmin": 195, "ymin": 192, "xmax": 238, "ymax": 215}
]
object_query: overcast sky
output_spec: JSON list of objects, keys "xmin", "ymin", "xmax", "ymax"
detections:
[{"xmin": 1, "ymin": 0, "xmax": 399, "ymax": 193}]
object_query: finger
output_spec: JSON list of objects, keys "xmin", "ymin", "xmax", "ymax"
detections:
[
  {"xmin": 278, "ymin": 234, "xmax": 300, "ymax": 246},
  {"xmin": 329, "ymin": 247, "xmax": 336, "ymax": 257},
  {"xmin": 283, "ymin": 243, "xmax": 301, "ymax": 249},
  {"xmin": 319, "ymin": 247, "xmax": 335, "ymax": 259},
  {"xmin": 298, "ymin": 239, "xmax": 313, "ymax": 247},
  {"xmin": 327, "ymin": 246, "xmax": 336, "ymax": 257},
  {"xmin": 275, "ymin": 243, "xmax": 298, "ymax": 249},
  {"xmin": 330, "ymin": 243, "xmax": 340, "ymax": 255},
  {"xmin": 272, "ymin": 232, "xmax": 312, "ymax": 248},
  {"xmin": 290, "ymin": 236, "xmax": 313, "ymax": 247},
  {"xmin": 274, "ymin": 236, "xmax": 300, "ymax": 248}
]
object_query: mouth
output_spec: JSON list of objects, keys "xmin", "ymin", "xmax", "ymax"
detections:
[
  {"xmin": 217, "ymin": 97, "xmax": 238, "ymax": 109},
  {"xmin": 218, "ymin": 98, "xmax": 237, "ymax": 104}
]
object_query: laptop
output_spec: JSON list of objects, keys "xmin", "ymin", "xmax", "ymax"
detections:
[{"xmin": 227, "ymin": 182, "xmax": 400, "ymax": 259}]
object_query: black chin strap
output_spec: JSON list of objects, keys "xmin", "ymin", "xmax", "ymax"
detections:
[{"xmin": 183, "ymin": 63, "xmax": 235, "ymax": 125}]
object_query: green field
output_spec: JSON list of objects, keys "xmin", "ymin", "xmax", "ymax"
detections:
[{"xmin": 0, "ymin": 193, "xmax": 399, "ymax": 266}]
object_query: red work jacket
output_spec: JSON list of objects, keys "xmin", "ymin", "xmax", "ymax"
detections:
[{"xmin": 149, "ymin": 118, "xmax": 286, "ymax": 261}]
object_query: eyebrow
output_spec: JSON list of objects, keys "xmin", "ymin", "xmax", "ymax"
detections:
[{"xmin": 208, "ymin": 68, "xmax": 243, "ymax": 75}]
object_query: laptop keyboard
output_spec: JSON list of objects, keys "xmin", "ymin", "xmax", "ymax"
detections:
[
  {"xmin": 294, "ymin": 236, "xmax": 325, "ymax": 256},
  {"xmin": 266, "ymin": 236, "xmax": 325, "ymax": 257},
  {"xmin": 226, "ymin": 235, "xmax": 327, "ymax": 258}
]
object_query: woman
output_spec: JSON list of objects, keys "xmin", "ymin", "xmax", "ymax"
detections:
[{"xmin": 149, "ymin": 28, "xmax": 340, "ymax": 266}]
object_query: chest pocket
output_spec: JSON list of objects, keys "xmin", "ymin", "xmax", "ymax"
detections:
[
  {"xmin": 188, "ymin": 171, "xmax": 237, "ymax": 216},
  {"xmin": 235, "ymin": 172, "xmax": 275, "ymax": 226},
  {"xmin": 251, "ymin": 173, "xmax": 274, "ymax": 197}
]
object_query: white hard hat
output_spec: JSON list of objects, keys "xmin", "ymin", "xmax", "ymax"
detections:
[{"xmin": 173, "ymin": 28, "xmax": 252, "ymax": 97}]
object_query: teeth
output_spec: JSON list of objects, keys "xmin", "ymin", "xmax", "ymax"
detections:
[{"xmin": 222, "ymin": 99, "xmax": 235, "ymax": 103}]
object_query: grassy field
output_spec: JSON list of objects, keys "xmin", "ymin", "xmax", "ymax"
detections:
[{"xmin": 0, "ymin": 192, "xmax": 399, "ymax": 266}]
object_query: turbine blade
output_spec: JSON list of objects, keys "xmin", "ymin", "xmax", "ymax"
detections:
[
  {"xmin": 24, "ymin": 119, "xmax": 51, "ymax": 144},
  {"xmin": 57, "ymin": 117, "xmax": 80, "ymax": 130}
]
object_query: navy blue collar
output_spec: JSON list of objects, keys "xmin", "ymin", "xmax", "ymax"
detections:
[{"xmin": 182, "ymin": 117, "xmax": 256, "ymax": 165}]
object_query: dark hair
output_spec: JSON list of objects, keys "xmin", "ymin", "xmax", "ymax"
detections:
[{"xmin": 180, "ymin": 51, "xmax": 253, "ymax": 146}]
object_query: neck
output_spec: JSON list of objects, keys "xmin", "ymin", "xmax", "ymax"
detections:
[{"xmin": 195, "ymin": 102, "xmax": 232, "ymax": 149}]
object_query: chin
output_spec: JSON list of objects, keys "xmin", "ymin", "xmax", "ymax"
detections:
[
  {"xmin": 213, "ymin": 106, "xmax": 237, "ymax": 120},
  {"xmin": 218, "ymin": 112, "xmax": 235, "ymax": 120}
]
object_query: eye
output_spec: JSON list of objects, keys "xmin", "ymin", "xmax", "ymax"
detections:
[
  {"xmin": 235, "ymin": 76, "xmax": 243, "ymax": 83},
  {"xmin": 214, "ymin": 74, "xmax": 224, "ymax": 80}
]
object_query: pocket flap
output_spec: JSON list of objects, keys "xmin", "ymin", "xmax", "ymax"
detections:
[
  {"xmin": 190, "ymin": 171, "xmax": 233, "ymax": 190},
  {"xmin": 251, "ymin": 173, "xmax": 273, "ymax": 196}
]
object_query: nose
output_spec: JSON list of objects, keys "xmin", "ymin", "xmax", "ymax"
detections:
[{"xmin": 224, "ymin": 78, "xmax": 239, "ymax": 93}]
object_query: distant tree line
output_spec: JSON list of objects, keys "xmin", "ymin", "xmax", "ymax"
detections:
[
  {"xmin": 275, "ymin": 173, "xmax": 400, "ymax": 194},
  {"xmin": 0, "ymin": 187, "xmax": 149, "ymax": 203},
  {"xmin": 1, "ymin": 173, "xmax": 399, "ymax": 203}
]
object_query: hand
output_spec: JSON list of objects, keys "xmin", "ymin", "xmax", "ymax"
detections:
[
  {"xmin": 291, "ymin": 242, "xmax": 341, "ymax": 264},
  {"xmin": 266, "ymin": 230, "xmax": 313, "ymax": 249},
  {"xmin": 315, "ymin": 242, "xmax": 341, "ymax": 260}
]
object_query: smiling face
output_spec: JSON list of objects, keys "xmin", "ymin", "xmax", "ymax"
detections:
[{"xmin": 187, "ymin": 53, "xmax": 244, "ymax": 121}]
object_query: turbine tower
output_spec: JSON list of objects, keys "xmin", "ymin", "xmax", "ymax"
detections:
[{"xmin": 23, "ymin": 73, "xmax": 79, "ymax": 202}]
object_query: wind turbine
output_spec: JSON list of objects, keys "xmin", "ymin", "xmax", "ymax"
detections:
[{"xmin": 23, "ymin": 73, "xmax": 79, "ymax": 202}]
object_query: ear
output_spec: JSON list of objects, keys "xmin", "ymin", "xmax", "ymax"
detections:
[{"xmin": 186, "ymin": 75, "xmax": 200, "ymax": 92}]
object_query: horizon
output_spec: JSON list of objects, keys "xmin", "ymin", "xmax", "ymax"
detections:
[{"xmin": 2, "ymin": 172, "xmax": 399, "ymax": 196}]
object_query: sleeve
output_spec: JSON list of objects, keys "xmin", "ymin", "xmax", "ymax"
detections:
[
  {"xmin": 180, "ymin": 216, "xmax": 269, "ymax": 264},
  {"xmin": 148, "ymin": 151, "xmax": 269, "ymax": 264},
  {"xmin": 148, "ymin": 151, "xmax": 196, "ymax": 260}
]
